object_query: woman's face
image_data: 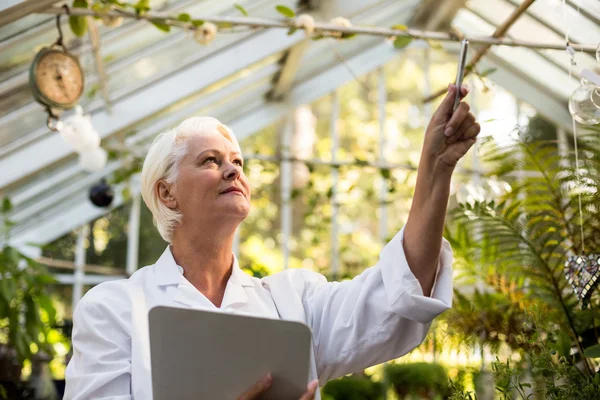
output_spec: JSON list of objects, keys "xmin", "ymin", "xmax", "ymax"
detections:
[{"xmin": 168, "ymin": 129, "xmax": 251, "ymax": 224}]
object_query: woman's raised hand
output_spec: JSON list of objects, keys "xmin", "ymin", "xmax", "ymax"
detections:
[
  {"xmin": 237, "ymin": 374, "xmax": 319, "ymax": 400},
  {"xmin": 422, "ymin": 84, "xmax": 481, "ymax": 168}
]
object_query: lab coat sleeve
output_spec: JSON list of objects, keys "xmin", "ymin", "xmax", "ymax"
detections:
[
  {"xmin": 64, "ymin": 286, "xmax": 132, "ymax": 400},
  {"xmin": 302, "ymin": 225, "xmax": 453, "ymax": 384}
]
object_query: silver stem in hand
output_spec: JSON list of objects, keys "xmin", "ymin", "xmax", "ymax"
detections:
[{"xmin": 453, "ymin": 39, "xmax": 469, "ymax": 112}]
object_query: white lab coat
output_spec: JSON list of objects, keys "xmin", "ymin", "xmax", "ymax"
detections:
[{"xmin": 64, "ymin": 226, "xmax": 453, "ymax": 399}]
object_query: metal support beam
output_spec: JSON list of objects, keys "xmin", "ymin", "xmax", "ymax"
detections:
[
  {"xmin": 377, "ymin": 67, "xmax": 388, "ymax": 243},
  {"xmin": 126, "ymin": 188, "xmax": 141, "ymax": 276},
  {"xmin": 0, "ymin": 0, "xmax": 56, "ymax": 27},
  {"xmin": 57, "ymin": 274, "xmax": 126, "ymax": 285},
  {"xmin": 280, "ymin": 115, "xmax": 293, "ymax": 270},
  {"xmin": 269, "ymin": 40, "xmax": 310, "ymax": 101},
  {"xmin": 73, "ymin": 224, "xmax": 88, "ymax": 310},
  {"xmin": 330, "ymin": 92, "xmax": 340, "ymax": 280}
]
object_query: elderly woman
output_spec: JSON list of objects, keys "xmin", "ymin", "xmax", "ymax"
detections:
[{"xmin": 64, "ymin": 84, "xmax": 479, "ymax": 399}]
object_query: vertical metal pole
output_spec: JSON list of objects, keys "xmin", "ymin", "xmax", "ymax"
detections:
[
  {"xmin": 281, "ymin": 115, "xmax": 293, "ymax": 270},
  {"xmin": 73, "ymin": 224, "xmax": 88, "ymax": 310},
  {"xmin": 331, "ymin": 92, "xmax": 340, "ymax": 280},
  {"xmin": 126, "ymin": 191, "xmax": 141, "ymax": 276},
  {"xmin": 470, "ymin": 77, "xmax": 481, "ymax": 198},
  {"xmin": 557, "ymin": 126, "xmax": 568, "ymax": 163},
  {"xmin": 233, "ymin": 228, "xmax": 240, "ymax": 258},
  {"xmin": 377, "ymin": 68, "xmax": 388, "ymax": 243}
]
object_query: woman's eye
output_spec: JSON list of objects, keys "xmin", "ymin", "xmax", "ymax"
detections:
[
  {"xmin": 205, "ymin": 157, "xmax": 218, "ymax": 164},
  {"xmin": 234, "ymin": 159, "xmax": 243, "ymax": 167}
]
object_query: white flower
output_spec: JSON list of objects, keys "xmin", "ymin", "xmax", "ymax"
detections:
[
  {"xmin": 102, "ymin": 15, "xmax": 123, "ymax": 28},
  {"xmin": 296, "ymin": 14, "xmax": 315, "ymax": 36},
  {"xmin": 79, "ymin": 147, "xmax": 108, "ymax": 172},
  {"xmin": 329, "ymin": 16, "xmax": 351, "ymax": 38},
  {"xmin": 194, "ymin": 22, "xmax": 217, "ymax": 45},
  {"xmin": 58, "ymin": 106, "xmax": 101, "ymax": 153}
]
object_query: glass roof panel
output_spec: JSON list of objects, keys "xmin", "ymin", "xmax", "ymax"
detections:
[
  {"xmin": 503, "ymin": 0, "xmax": 600, "ymax": 44},
  {"xmin": 4, "ymin": 51, "xmax": 282, "ymax": 218},
  {"xmin": 467, "ymin": 0, "xmax": 598, "ymax": 80},
  {"xmin": 453, "ymin": 9, "xmax": 580, "ymax": 100},
  {"xmin": 0, "ymin": 0, "xmax": 281, "ymax": 149}
]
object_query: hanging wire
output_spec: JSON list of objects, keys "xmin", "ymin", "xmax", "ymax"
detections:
[{"xmin": 562, "ymin": 1, "xmax": 586, "ymax": 254}]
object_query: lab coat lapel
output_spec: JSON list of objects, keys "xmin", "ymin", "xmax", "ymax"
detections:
[
  {"xmin": 220, "ymin": 255, "xmax": 252, "ymax": 309},
  {"xmin": 154, "ymin": 246, "xmax": 210, "ymax": 309}
]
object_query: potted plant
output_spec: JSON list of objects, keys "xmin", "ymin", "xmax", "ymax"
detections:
[
  {"xmin": 1, "ymin": 198, "xmax": 57, "ymax": 396},
  {"xmin": 385, "ymin": 362, "xmax": 450, "ymax": 399},
  {"xmin": 321, "ymin": 373, "xmax": 383, "ymax": 400}
]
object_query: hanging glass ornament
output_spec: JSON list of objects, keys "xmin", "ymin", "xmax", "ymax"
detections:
[
  {"xmin": 568, "ymin": 79, "xmax": 600, "ymax": 125},
  {"xmin": 58, "ymin": 106, "xmax": 101, "ymax": 152},
  {"xmin": 564, "ymin": 254, "xmax": 600, "ymax": 308},
  {"xmin": 89, "ymin": 179, "xmax": 114, "ymax": 208},
  {"xmin": 78, "ymin": 147, "xmax": 107, "ymax": 172}
]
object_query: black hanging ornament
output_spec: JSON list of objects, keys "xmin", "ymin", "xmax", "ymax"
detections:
[
  {"xmin": 564, "ymin": 254, "xmax": 600, "ymax": 308},
  {"xmin": 89, "ymin": 179, "xmax": 114, "ymax": 207}
]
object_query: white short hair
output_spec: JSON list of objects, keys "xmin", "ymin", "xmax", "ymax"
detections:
[{"xmin": 140, "ymin": 117, "xmax": 240, "ymax": 243}]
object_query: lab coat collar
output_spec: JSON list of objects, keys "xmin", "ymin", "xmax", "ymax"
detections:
[
  {"xmin": 154, "ymin": 246, "xmax": 254, "ymax": 287},
  {"xmin": 154, "ymin": 246, "xmax": 254, "ymax": 308}
]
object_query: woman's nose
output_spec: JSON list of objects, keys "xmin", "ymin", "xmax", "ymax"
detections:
[{"xmin": 223, "ymin": 162, "xmax": 240, "ymax": 181}]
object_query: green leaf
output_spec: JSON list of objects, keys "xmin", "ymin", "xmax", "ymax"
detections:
[
  {"xmin": 584, "ymin": 344, "xmax": 600, "ymax": 358},
  {"xmin": 134, "ymin": 0, "xmax": 151, "ymax": 14},
  {"xmin": 86, "ymin": 84, "xmax": 99, "ymax": 99},
  {"xmin": 393, "ymin": 36, "xmax": 412, "ymax": 49},
  {"xmin": 427, "ymin": 39, "xmax": 443, "ymax": 50},
  {"xmin": 521, "ymin": 383, "xmax": 532, "ymax": 388},
  {"xmin": 215, "ymin": 21, "xmax": 233, "ymax": 29},
  {"xmin": 290, "ymin": 188, "xmax": 302, "ymax": 199},
  {"xmin": 354, "ymin": 157, "xmax": 369, "ymax": 166},
  {"xmin": 69, "ymin": 0, "xmax": 88, "ymax": 37},
  {"xmin": 192, "ymin": 19, "xmax": 204, "ymax": 27},
  {"xmin": 37, "ymin": 294, "xmax": 56, "ymax": 326},
  {"xmin": 1, "ymin": 197, "xmax": 12, "ymax": 214},
  {"xmin": 91, "ymin": 3, "xmax": 111, "ymax": 15},
  {"xmin": 391, "ymin": 24, "xmax": 408, "ymax": 31},
  {"xmin": 122, "ymin": 186, "xmax": 132, "ymax": 202},
  {"xmin": 151, "ymin": 20, "xmax": 171, "ymax": 32},
  {"xmin": 234, "ymin": 4, "xmax": 249, "ymax": 16},
  {"xmin": 287, "ymin": 26, "xmax": 298, "ymax": 35},
  {"xmin": 479, "ymin": 67, "xmax": 497, "ymax": 77},
  {"xmin": 340, "ymin": 33, "xmax": 356, "ymax": 39},
  {"xmin": 276, "ymin": 5, "xmax": 295, "ymax": 18},
  {"xmin": 106, "ymin": 0, "xmax": 126, "ymax": 6},
  {"xmin": 177, "ymin": 13, "xmax": 191, "ymax": 22},
  {"xmin": 380, "ymin": 168, "xmax": 391, "ymax": 179}
]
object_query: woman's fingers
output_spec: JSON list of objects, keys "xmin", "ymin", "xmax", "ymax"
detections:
[
  {"xmin": 237, "ymin": 374, "xmax": 273, "ymax": 400},
  {"xmin": 462, "ymin": 122, "xmax": 481, "ymax": 140},
  {"xmin": 453, "ymin": 113, "xmax": 475, "ymax": 139},
  {"xmin": 298, "ymin": 380, "xmax": 319, "ymax": 400},
  {"xmin": 444, "ymin": 102, "xmax": 470, "ymax": 138}
]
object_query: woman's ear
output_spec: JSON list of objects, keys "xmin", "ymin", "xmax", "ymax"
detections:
[{"xmin": 156, "ymin": 180, "xmax": 177, "ymax": 209}]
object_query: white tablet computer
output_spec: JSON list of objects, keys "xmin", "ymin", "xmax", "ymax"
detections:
[{"xmin": 149, "ymin": 306, "xmax": 312, "ymax": 400}]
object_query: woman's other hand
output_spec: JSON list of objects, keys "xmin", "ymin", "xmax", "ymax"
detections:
[
  {"xmin": 237, "ymin": 374, "xmax": 319, "ymax": 400},
  {"xmin": 423, "ymin": 84, "xmax": 480, "ymax": 168}
]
